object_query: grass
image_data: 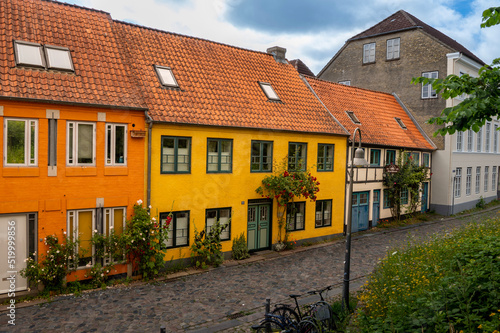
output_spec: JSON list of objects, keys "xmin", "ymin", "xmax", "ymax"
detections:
[{"xmin": 355, "ymin": 217, "xmax": 500, "ymax": 332}]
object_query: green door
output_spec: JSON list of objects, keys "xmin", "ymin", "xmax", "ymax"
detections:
[{"xmin": 247, "ymin": 204, "xmax": 271, "ymax": 251}]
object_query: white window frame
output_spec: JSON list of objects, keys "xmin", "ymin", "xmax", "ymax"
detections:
[
  {"xmin": 386, "ymin": 38, "xmax": 400, "ymax": 60},
  {"xmin": 338, "ymin": 80, "xmax": 351, "ymax": 86},
  {"xmin": 4, "ymin": 118, "xmax": 38, "ymax": 167},
  {"xmin": 154, "ymin": 65, "xmax": 179, "ymax": 88},
  {"xmin": 476, "ymin": 167, "xmax": 481, "ymax": 194},
  {"xmin": 466, "ymin": 167, "xmax": 472, "ymax": 196},
  {"xmin": 467, "ymin": 130, "xmax": 473, "ymax": 152},
  {"xmin": 477, "ymin": 128, "xmax": 482, "ymax": 152},
  {"xmin": 486, "ymin": 122, "xmax": 491, "ymax": 152},
  {"xmin": 422, "ymin": 71, "xmax": 438, "ymax": 99},
  {"xmin": 494, "ymin": 124, "xmax": 498, "ymax": 153},
  {"xmin": 67, "ymin": 209, "xmax": 96, "ymax": 268},
  {"xmin": 44, "ymin": 45, "xmax": 74, "ymax": 71},
  {"xmin": 493, "ymin": 166, "xmax": 497, "ymax": 192},
  {"xmin": 363, "ymin": 43, "xmax": 375, "ymax": 63},
  {"xmin": 105, "ymin": 123, "xmax": 127, "ymax": 166},
  {"xmin": 456, "ymin": 131, "xmax": 463, "ymax": 151},
  {"xmin": 454, "ymin": 167, "xmax": 462, "ymax": 198},
  {"xmin": 259, "ymin": 82, "xmax": 280, "ymax": 101},
  {"xmin": 102, "ymin": 207, "xmax": 126, "ymax": 265},
  {"xmin": 13, "ymin": 40, "xmax": 45, "ymax": 68},
  {"xmin": 484, "ymin": 166, "xmax": 489, "ymax": 192},
  {"xmin": 66, "ymin": 121, "xmax": 96, "ymax": 166}
]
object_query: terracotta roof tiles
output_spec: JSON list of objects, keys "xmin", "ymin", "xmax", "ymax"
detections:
[{"xmin": 305, "ymin": 77, "xmax": 435, "ymax": 150}]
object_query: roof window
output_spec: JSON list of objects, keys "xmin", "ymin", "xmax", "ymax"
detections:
[
  {"xmin": 346, "ymin": 111, "xmax": 361, "ymax": 124},
  {"xmin": 259, "ymin": 82, "xmax": 280, "ymax": 101},
  {"xmin": 395, "ymin": 117, "xmax": 407, "ymax": 129},
  {"xmin": 14, "ymin": 41, "xmax": 45, "ymax": 68},
  {"xmin": 154, "ymin": 65, "xmax": 179, "ymax": 88},
  {"xmin": 45, "ymin": 45, "xmax": 74, "ymax": 71},
  {"xmin": 14, "ymin": 40, "xmax": 74, "ymax": 72}
]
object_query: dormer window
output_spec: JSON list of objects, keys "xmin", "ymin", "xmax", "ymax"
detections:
[
  {"xmin": 346, "ymin": 111, "xmax": 361, "ymax": 124},
  {"xmin": 154, "ymin": 65, "xmax": 179, "ymax": 88},
  {"xmin": 259, "ymin": 82, "xmax": 280, "ymax": 101},
  {"xmin": 395, "ymin": 117, "xmax": 407, "ymax": 129},
  {"xmin": 45, "ymin": 45, "xmax": 74, "ymax": 71},
  {"xmin": 14, "ymin": 40, "xmax": 74, "ymax": 72},
  {"xmin": 14, "ymin": 41, "xmax": 45, "ymax": 68}
]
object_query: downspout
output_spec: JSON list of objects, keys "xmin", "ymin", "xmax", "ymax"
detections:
[{"xmin": 145, "ymin": 111, "xmax": 153, "ymax": 209}]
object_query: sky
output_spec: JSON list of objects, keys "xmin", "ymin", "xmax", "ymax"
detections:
[{"xmin": 66, "ymin": 0, "xmax": 500, "ymax": 75}]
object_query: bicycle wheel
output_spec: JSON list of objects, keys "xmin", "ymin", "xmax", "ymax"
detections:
[
  {"xmin": 253, "ymin": 318, "xmax": 285, "ymax": 332},
  {"xmin": 298, "ymin": 319, "xmax": 320, "ymax": 333},
  {"xmin": 272, "ymin": 305, "xmax": 300, "ymax": 327}
]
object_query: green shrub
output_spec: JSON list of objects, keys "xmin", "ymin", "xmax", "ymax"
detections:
[
  {"xmin": 232, "ymin": 233, "xmax": 250, "ymax": 260},
  {"xmin": 356, "ymin": 219, "xmax": 500, "ymax": 332},
  {"xmin": 190, "ymin": 219, "xmax": 228, "ymax": 268},
  {"xmin": 477, "ymin": 196, "xmax": 486, "ymax": 209}
]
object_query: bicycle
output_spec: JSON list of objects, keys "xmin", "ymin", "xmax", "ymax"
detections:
[{"xmin": 272, "ymin": 285, "xmax": 338, "ymax": 332}]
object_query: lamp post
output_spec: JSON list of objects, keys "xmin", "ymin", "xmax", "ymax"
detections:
[{"xmin": 342, "ymin": 127, "xmax": 368, "ymax": 310}]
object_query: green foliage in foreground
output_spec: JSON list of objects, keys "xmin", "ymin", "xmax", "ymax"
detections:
[{"xmin": 356, "ymin": 219, "xmax": 500, "ymax": 332}]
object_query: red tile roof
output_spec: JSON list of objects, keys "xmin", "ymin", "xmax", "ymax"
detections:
[
  {"xmin": 0, "ymin": 0, "xmax": 144, "ymax": 108},
  {"xmin": 349, "ymin": 10, "xmax": 485, "ymax": 66},
  {"xmin": 304, "ymin": 77, "xmax": 435, "ymax": 150},
  {"xmin": 114, "ymin": 21, "xmax": 348, "ymax": 135}
]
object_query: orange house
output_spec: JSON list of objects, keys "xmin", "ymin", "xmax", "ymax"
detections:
[{"xmin": 0, "ymin": 0, "xmax": 146, "ymax": 293}]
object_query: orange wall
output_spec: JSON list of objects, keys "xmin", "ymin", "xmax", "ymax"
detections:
[{"xmin": 0, "ymin": 100, "xmax": 146, "ymax": 257}]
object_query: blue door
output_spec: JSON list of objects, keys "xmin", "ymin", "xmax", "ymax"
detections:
[
  {"xmin": 352, "ymin": 191, "xmax": 369, "ymax": 232},
  {"xmin": 372, "ymin": 190, "xmax": 380, "ymax": 227},
  {"xmin": 421, "ymin": 182, "xmax": 429, "ymax": 213}
]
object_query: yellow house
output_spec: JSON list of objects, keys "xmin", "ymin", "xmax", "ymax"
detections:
[{"xmin": 115, "ymin": 22, "xmax": 349, "ymax": 260}]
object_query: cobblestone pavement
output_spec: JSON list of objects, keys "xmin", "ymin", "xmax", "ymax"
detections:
[{"xmin": 2, "ymin": 208, "xmax": 499, "ymax": 333}]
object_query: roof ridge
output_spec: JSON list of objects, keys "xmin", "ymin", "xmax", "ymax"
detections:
[
  {"xmin": 112, "ymin": 19, "xmax": 275, "ymax": 59},
  {"xmin": 307, "ymin": 76, "xmax": 396, "ymax": 98},
  {"xmin": 41, "ymin": 0, "xmax": 111, "ymax": 16},
  {"xmin": 399, "ymin": 10, "xmax": 417, "ymax": 26}
]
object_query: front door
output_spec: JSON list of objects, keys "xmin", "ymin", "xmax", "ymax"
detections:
[
  {"xmin": 247, "ymin": 204, "xmax": 271, "ymax": 251},
  {"xmin": 352, "ymin": 191, "xmax": 369, "ymax": 232},
  {"xmin": 0, "ymin": 214, "xmax": 28, "ymax": 294},
  {"xmin": 372, "ymin": 190, "xmax": 380, "ymax": 227},
  {"xmin": 421, "ymin": 182, "xmax": 429, "ymax": 212}
]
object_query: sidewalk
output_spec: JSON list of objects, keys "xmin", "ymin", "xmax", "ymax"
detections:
[{"xmin": 1, "ymin": 206, "xmax": 499, "ymax": 332}]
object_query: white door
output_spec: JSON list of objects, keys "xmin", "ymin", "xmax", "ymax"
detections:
[{"xmin": 0, "ymin": 215, "xmax": 28, "ymax": 294}]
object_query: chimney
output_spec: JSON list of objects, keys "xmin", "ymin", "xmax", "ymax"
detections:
[{"xmin": 267, "ymin": 46, "xmax": 287, "ymax": 64}]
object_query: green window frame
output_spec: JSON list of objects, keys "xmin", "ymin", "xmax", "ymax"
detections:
[
  {"xmin": 207, "ymin": 138, "xmax": 232, "ymax": 173},
  {"xmin": 251, "ymin": 140, "xmax": 273, "ymax": 172},
  {"xmin": 401, "ymin": 188, "xmax": 409, "ymax": 205},
  {"xmin": 160, "ymin": 211, "xmax": 190, "ymax": 248},
  {"xmin": 386, "ymin": 150, "xmax": 396, "ymax": 165},
  {"xmin": 161, "ymin": 136, "xmax": 191, "ymax": 174},
  {"xmin": 288, "ymin": 142, "xmax": 307, "ymax": 171},
  {"xmin": 317, "ymin": 144, "xmax": 334, "ymax": 172},
  {"xmin": 315, "ymin": 200, "xmax": 332, "ymax": 228},
  {"xmin": 205, "ymin": 207, "xmax": 231, "ymax": 241},
  {"xmin": 370, "ymin": 149, "xmax": 381, "ymax": 166},
  {"xmin": 286, "ymin": 202, "xmax": 305, "ymax": 231},
  {"xmin": 423, "ymin": 153, "xmax": 430, "ymax": 168},
  {"xmin": 383, "ymin": 189, "xmax": 393, "ymax": 208}
]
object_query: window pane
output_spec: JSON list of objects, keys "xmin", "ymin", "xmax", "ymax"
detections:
[
  {"xmin": 6, "ymin": 120, "xmax": 26, "ymax": 164},
  {"xmin": 176, "ymin": 212, "xmax": 188, "ymax": 246},
  {"xmin": 45, "ymin": 47, "xmax": 73, "ymax": 70},
  {"xmin": 16, "ymin": 42, "xmax": 44, "ymax": 66},
  {"xmin": 113, "ymin": 208, "xmax": 124, "ymax": 235},
  {"xmin": 77, "ymin": 123, "xmax": 93, "ymax": 164},
  {"xmin": 114, "ymin": 125, "xmax": 125, "ymax": 164},
  {"xmin": 78, "ymin": 211, "xmax": 93, "ymax": 262},
  {"xmin": 30, "ymin": 120, "xmax": 36, "ymax": 164},
  {"xmin": 106, "ymin": 125, "xmax": 112, "ymax": 164},
  {"xmin": 156, "ymin": 67, "xmax": 178, "ymax": 87}
]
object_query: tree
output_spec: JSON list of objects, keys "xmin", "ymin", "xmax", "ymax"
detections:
[
  {"xmin": 411, "ymin": 7, "xmax": 500, "ymax": 136},
  {"xmin": 382, "ymin": 151, "xmax": 428, "ymax": 221}
]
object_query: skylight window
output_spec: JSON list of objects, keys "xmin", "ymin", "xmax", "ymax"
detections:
[
  {"xmin": 154, "ymin": 65, "xmax": 179, "ymax": 88},
  {"xmin": 395, "ymin": 117, "xmax": 407, "ymax": 129},
  {"xmin": 45, "ymin": 45, "xmax": 74, "ymax": 71},
  {"xmin": 346, "ymin": 111, "xmax": 361, "ymax": 124},
  {"xmin": 259, "ymin": 82, "xmax": 280, "ymax": 101},
  {"xmin": 14, "ymin": 41, "xmax": 45, "ymax": 67}
]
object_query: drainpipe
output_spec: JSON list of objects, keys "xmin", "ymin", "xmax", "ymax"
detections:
[{"xmin": 145, "ymin": 111, "xmax": 153, "ymax": 209}]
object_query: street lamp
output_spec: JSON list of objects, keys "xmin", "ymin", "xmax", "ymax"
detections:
[{"xmin": 342, "ymin": 127, "xmax": 368, "ymax": 310}]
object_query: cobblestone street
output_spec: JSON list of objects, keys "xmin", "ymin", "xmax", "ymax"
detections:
[{"xmin": 2, "ymin": 208, "xmax": 499, "ymax": 333}]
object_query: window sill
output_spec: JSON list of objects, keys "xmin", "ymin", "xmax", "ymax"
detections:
[
  {"xmin": 65, "ymin": 167, "xmax": 97, "ymax": 177},
  {"xmin": 386, "ymin": 58, "xmax": 400, "ymax": 62},
  {"xmin": 3, "ymin": 167, "xmax": 40, "ymax": 177},
  {"xmin": 362, "ymin": 61, "xmax": 376, "ymax": 66},
  {"xmin": 104, "ymin": 167, "xmax": 128, "ymax": 176}
]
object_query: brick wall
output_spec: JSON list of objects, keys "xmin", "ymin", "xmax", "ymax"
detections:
[{"xmin": 319, "ymin": 29, "xmax": 455, "ymax": 149}]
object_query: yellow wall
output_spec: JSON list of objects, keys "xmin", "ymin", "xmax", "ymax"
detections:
[{"xmin": 150, "ymin": 123, "xmax": 348, "ymax": 261}]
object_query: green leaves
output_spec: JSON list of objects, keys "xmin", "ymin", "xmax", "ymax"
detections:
[{"xmin": 481, "ymin": 7, "xmax": 500, "ymax": 28}]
